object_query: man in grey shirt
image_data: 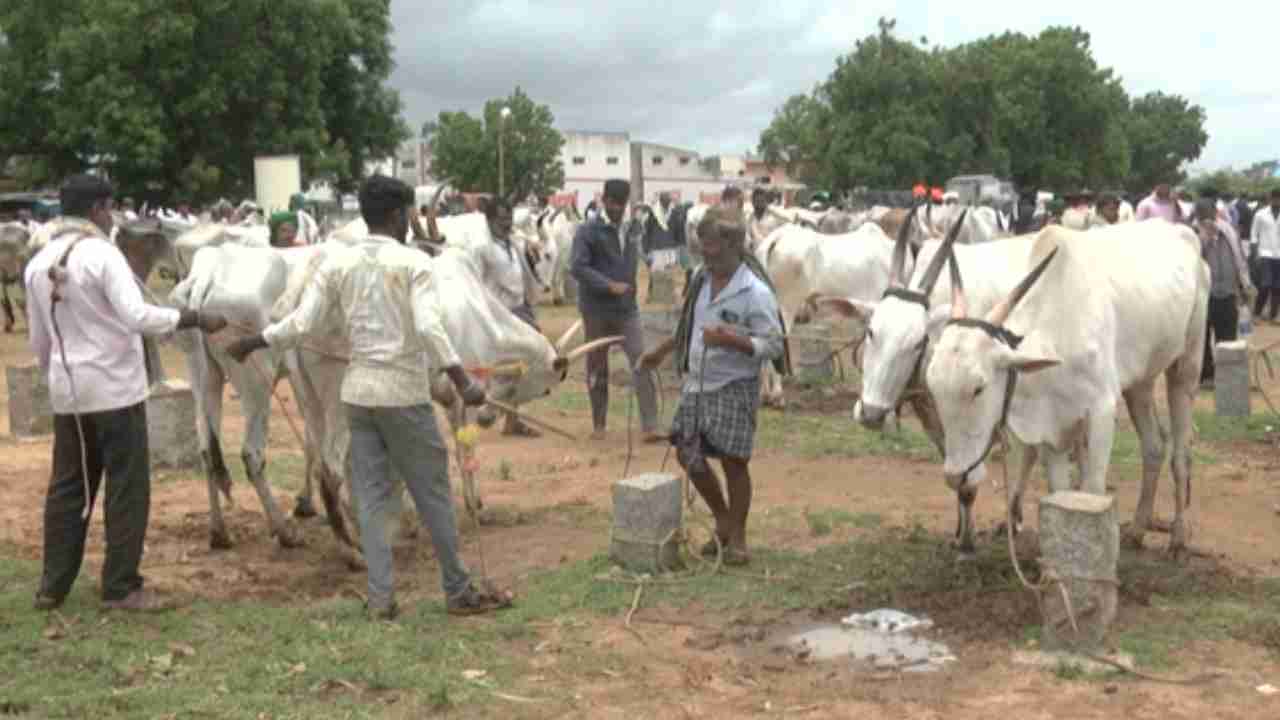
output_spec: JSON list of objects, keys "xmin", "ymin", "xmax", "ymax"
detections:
[
  {"xmin": 570, "ymin": 179, "xmax": 660, "ymax": 441},
  {"xmin": 1195, "ymin": 199, "xmax": 1255, "ymax": 388}
]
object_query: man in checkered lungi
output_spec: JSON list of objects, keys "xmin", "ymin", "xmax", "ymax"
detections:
[{"xmin": 640, "ymin": 205, "xmax": 787, "ymax": 566}]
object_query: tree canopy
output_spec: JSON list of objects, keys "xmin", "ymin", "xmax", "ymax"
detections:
[
  {"xmin": 759, "ymin": 19, "xmax": 1208, "ymax": 194},
  {"xmin": 0, "ymin": 0, "xmax": 409, "ymax": 203},
  {"xmin": 428, "ymin": 87, "xmax": 566, "ymax": 203}
]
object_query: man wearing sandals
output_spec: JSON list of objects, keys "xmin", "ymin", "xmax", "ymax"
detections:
[
  {"xmin": 639, "ymin": 206, "xmax": 786, "ymax": 566},
  {"xmin": 225, "ymin": 175, "xmax": 513, "ymax": 620}
]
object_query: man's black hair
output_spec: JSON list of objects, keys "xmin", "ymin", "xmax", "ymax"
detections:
[
  {"xmin": 721, "ymin": 185, "xmax": 743, "ymax": 200},
  {"xmin": 61, "ymin": 174, "xmax": 114, "ymax": 218},
  {"xmin": 603, "ymin": 179, "xmax": 630, "ymax": 203},
  {"xmin": 484, "ymin": 196, "xmax": 513, "ymax": 219},
  {"xmin": 358, "ymin": 174, "xmax": 414, "ymax": 227}
]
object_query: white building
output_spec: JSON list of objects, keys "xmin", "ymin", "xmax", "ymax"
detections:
[{"xmin": 559, "ymin": 130, "xmax": 633, "ymax": 207}]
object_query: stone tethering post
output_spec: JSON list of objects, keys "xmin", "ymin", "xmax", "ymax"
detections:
[
  {"xmin": 610, "ymin": 473, "xmax": 683, "ymax": 573},
  {"xmin": 792, "ymin": 322, "xmax": 835, "ymax": 380},
  {"xmin": 1038, "ymin": 491, "xmax": 1119, "ymax": 652},
  {"xmin": 146, "ymin": 380, "xmax": 201, "ymax": 470},
  {"xmin": 6, "ymin": 364, "xmax": 53, "ymax": 438},
  {"xmin": 1213, "ymin": 340, "xmax": 1250, "ymax": 417},
  {"xmin": 647, "ymin": 270, "xmax": 677, "ymax": 306}
]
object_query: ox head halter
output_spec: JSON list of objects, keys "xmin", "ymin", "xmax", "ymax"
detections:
[{"xmin": 943, "ymin": 244, "xmax": 1058, "ymax": 483}]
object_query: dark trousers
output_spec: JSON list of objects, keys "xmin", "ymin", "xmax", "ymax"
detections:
[
  {"xmin": 1254, "ymin": 258, "xmax": 1280, "ymax": 319},
  {"xmin": 583, "ymin": 312, "xmax": 658, "ymax": 433},
  {"xmin": 1202, "ymin": 295, "xmax": 1239, "ymax": 381},
  {"xmin": 40, "ymin": 402, "xmax": 151, "ymax": 602}
]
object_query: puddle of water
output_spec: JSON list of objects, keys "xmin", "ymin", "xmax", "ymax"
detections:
[{"xmin": 778, "ymin": 623, "xmax": 957, "ymax": 673}]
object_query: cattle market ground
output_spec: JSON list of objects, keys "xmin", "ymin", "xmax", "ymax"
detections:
[{"xmin": 1, "ymin": 274, "xmax": 1279, "ymax": 719}]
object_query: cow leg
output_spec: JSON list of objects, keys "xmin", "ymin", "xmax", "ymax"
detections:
[
  {"xmin": 1123, "ymin": 382, "xmax": 1165, "ymax": 547},
  {"xmin": 1165, "ymin": 362, "xmax": 1198, "ymax": 554},
  {"xmin": 760, "ymin": 364, "xmax": 786, "ymax": 409},
  {"xmin": 228, "ymin": 359, "xmax": 302, "ymax": 549},
  {"xmin": 282, "ymin": 358, "xmax": 319, "ymax": 520},
  {"xmin": 1080, "ymin": 404, "xmax": 1117, "ymax": 496},
  {"xmin": 1041, "ymin": 448, "xmax": 1073, "ymax": 493},
  {"xmin": 192, "ymin": 339, "xmax": 235, "ymax": 550},
  {"xmin": 1003, "ymin": 441, "xmax": 1039, "ymax": 536},
  {"xmin": 1, "ymin": 281, "xmax": 14, "ymax": 333}
]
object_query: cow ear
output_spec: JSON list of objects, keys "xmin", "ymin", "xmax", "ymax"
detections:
[
  {"xmin": 816, "ymin": 297, "xmax": 877, "ymax": 320},
  {"xmin": 1001, "ymin": 347, "xmax": 1061, "ymax": 374}
]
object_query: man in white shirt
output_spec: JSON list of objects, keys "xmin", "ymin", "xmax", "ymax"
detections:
[
  {"xmin": 474, "ymin": 197, "xmax": 540, "ymax": 437},
  {"xmin": 1251, "ymin": 189, "xmax": 1280, "ymax": 322},
  {"xmin": 25, "ymin": 174, "xmax": 227, "ymax": 613},
  {"xmin": 225, "ymin": 175, "xmax": 513, "ymax": 620}
]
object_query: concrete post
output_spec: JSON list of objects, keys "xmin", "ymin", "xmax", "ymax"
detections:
[
  {"xmin": 610, "ymin": 473, "xmax": 683, "ymax": 573},
  {"xmin": 1038, "ymin": 491, "xmax": 1120, "ymax": 652},
  {"xmin": 6, "ymin": 364, "xmax": 53, "ymax": 438},
  {"xmin": 647, "ymin": 270, "xmax": 677, "ymax": 306},
  {"xmin": 146, "ymin": 380, "xmax": 201, "ymax": 470},
  {"xmin": 793, "ymin": 322, "xmax": 835, "ymax": 380},
  {"xmin": 1213, "ymin": 340, "xmax": 1250, "ymax": 417}
]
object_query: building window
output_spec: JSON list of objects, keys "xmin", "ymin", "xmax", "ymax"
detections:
[
  {"xmin": 571, "ymin": 156, "xmax": 586, "ymax": 165},
  {"xmin": 680, "ymin": 157, "xmax": 691, "ymax": 166},
  {"xmin": 606, "ymin": 156, "xmax": 619, "ymax": 165},
  {"xmin": 652, "ymin": 156, "xmax": 664, "ymax": 166},
  {"xmin": 401, "ymin": 159, "xmax": 415, "ymax": 169}
]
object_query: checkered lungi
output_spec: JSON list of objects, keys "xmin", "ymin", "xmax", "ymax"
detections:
[{"xmin": 669, "ymin": 377, "xmax": 761, "ymax": 469}]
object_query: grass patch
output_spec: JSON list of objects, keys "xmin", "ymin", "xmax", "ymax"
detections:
[
  {"xmin": 756, "ymin": 411, "xmax": 937, "ymax": 461},
  {"xmin": 804, "ymin": 508, "xmax": 883, "ymax": 537},
  {"xmin": 1192, "ymin": 409, "xmax": 1279, "ymax": 445}
]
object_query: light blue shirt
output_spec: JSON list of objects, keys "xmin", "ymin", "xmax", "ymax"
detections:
[{"xmin": 684, "ymin": 262, "xmax": 784, "ymax": 393}]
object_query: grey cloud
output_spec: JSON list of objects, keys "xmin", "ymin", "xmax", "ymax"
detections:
[{"xmin": 388, "ymin": 0, "xmax": 1276, "ymax": 171}]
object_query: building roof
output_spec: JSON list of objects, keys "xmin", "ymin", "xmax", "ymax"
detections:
[{"xmin": 562, "ymin": 129, "xmax": 631, "ymax": 140}]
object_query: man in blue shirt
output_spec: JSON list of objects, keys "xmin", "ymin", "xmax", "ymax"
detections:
[
  {"xmin": 569, "ymin": 179, "xmax": 660, "ymax": 441},
  {"xmin": 640, "ymin": 205, "xmax": 785, "ymax": 566}
]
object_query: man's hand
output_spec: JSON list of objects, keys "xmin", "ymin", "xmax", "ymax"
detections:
[
  {"xmin": 702, "ymin": 324, "xmax": 741, "ymax": 350},
  {"xmin": 459, "ymin": 380, "xmax": 487, "ymax": 408},
  {"xmin": 199, "ymin": 312, "xmax": 229, "ymax": 334},
  {"xmin": 607, "ymin": 281, "xmax": 631, "ymax": 297},
  {"xmin": 225, "ymin": 334, "xmax": 268, "ymax": 364}
]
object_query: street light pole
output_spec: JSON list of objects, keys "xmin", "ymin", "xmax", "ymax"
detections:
[{"xmin": 498, "ymin": 106, "xmax": 511, "ymax": 199}]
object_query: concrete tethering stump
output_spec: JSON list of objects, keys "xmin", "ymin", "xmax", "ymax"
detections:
[
  {"xmin": 1038, "ymin": 491, "xmax": 1119, "ymax": 652},
  {"xmin": 639, "ymin": 309, "xmax": 681, "ymax": 374},
  {"xmin": 1214, "ymin": 340, "xmax": 1250, "ymax": 417},
  {"xmin": 647, "ymin": 270, "xmax": 678, "ymax": 306},
  {"xmin": 610, "ymin": 473, "xmax": 683, "ymax": 573},
  {"xmin": 146, "ymin": 380, "xmax": 200, "ymax": 470},
  {"xmin": 7, "ymin": 363, "xmax": 53, "ymax": 438},
  {"xmin": 793, "ymin": 322, "xmax": 835, "ymax": 380}
]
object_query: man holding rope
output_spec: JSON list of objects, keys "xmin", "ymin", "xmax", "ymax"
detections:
[
  {"xmin": 26, "ymin": 174, "xmax": 228, "ymax": 612},
  {"xmin": 639, "ymin": 206, "xmax": 787, "ymax": 566},
  {"xmin": 225, "ymin": 175, "xmax": 513, "ymax": 621}
]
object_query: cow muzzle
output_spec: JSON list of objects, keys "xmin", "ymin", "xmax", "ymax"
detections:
[{"xmin": 857, "ymin": 401, "xmax": 890, "ymax": 429}]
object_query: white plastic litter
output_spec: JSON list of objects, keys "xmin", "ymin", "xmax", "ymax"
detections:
[
  {"xmin": 1258, "ymin": 684, "xmax": 1278, "ymax": 696},
  {"xmin": 841, "ymin": 609, "xmax": 933, "ymax": 633}
]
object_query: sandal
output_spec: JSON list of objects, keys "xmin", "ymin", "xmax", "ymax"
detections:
[{"xmin": 447, "ymin": 580, "xmax": 514, "ymax": 616}]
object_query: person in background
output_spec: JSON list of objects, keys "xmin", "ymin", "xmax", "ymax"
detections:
[
  {"xmin": 25, "ymin": 174, "xmax": 228, "ymax": 613},
  {"xmin": 569, "ymin": 179, "xmax": 661, "ymax": 442},
  {"xmin": 268, "ymin": 211, "xmax": 300, "ymax": 248},
  {"xmin": 289, "ymin": 193, "xmax": 320, "ymax": 245},
  {"xmin": 1251, "ymin": 189, "xmax": 1280, "ymax": 323},
  {"xmin": 1136, "ymin": 183, "xmax": 1183, "ymax": 223},
  {"xmin": 1060, "ymin": 189, "xmax": 1095, "ymax": 230},
  {"xmin": 1092, "ymin": 194, "xmax": 1121, "ymax": 227},
  {"xmin": 1195, "ymin": 199, "xmax": 1255, "ymax": 388}
]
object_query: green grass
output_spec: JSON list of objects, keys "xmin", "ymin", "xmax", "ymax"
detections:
[{"xmin": 803, "ymin": 508, "xmax": 883, "ymax": 537}]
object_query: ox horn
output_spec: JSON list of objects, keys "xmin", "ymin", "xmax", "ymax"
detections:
[
  {"xmin": 890, "ymin": 204, "xmax": 918, "ymax": 287},
  {"xmin": 563, "ymin": 335, "xmax": 625, "ymax": 363},
  {"xmin": 554, "ymin": 319, "xmax": 583, "ymax": 354},
  {"xmin": 916, "ymin": 209, "xmax": 965, "ymax": 295},
  {"xmin": 985, "ymin": 246, "xmax": 1060, "ymax": 327},
  {"xmin": 948, "ymin": 244, "xmax": 968, "ymax": 319}
]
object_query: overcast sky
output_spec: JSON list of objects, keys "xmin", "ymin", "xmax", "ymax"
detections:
[{"xmin": 389, "ymin": 1, "xmax": 1277, "ymax": 174}]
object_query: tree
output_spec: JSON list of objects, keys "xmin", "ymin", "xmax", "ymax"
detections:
[
  {"xmin": 0, "ymin": 0, "xmax": 409, "ymax": 203},
  {"xmin": 1124, "ymin": 91, "xmax": 1209, "ymax": 193},
  {"xmin": 428, "ymin": 87, "xmax": 566, "ymax": 202},
  {"xmin": 757, "ymin": 94, "xmax": 826, "ymax": 183}
]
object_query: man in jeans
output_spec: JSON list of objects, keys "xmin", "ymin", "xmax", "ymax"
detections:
[
  {"xmin": 570, "ymin": 179, "xmax": 660, "ymax": 441},
  {"xmin": 1196, "ymin": 199, "xmax": 1256, "ymax": 388},
  {"xmin": 25, "ymin": 174, "xmax": 228, "ymax": 612},
  {"xmin": 226, "ymin": 175, "xmax": 512, "ymax": 620}
]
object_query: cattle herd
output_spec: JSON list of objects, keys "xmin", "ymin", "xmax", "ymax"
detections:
[{"xmin": 0, "ymin": 191, "xmax": 1216, "ymax": 566}]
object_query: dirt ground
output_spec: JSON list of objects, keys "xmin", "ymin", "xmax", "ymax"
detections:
[{"xmin": 2, "ymin": 281, "xmax": 1279, "ymax": 719}]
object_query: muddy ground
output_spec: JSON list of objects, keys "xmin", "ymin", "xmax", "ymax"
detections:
[{"xmin": 1, "ymin": 276, "xmax": 1279, "ymax": 719}]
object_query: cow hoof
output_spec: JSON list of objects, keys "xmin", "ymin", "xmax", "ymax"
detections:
[
  {"xmin": 954, "ymin": 550, "xmax": 977, "ymax": 564},
  {"xmin": 293, "ymin": 496, "xmax": 318, "ymax": 519},
  {"xmin": 276, "ymin": 527, "xmax": 305, "ymax": 549},
  {"xmin": 210, "ymin": 531, "xmax": 233, "ymax": 550}
]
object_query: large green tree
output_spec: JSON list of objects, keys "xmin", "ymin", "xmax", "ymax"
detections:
[
  {"xmin": 759, "ymin": 19, "xmax": 1204, "ymax": 193},
  {"xmin": 1124, "ymin": 91, "xmax": 1209, "ymax": 193},
  {"xmin": 429, "ymin": 87, "xmax": 566, "ymax": 202},
  {"xmin": 0, "ymin": 0, "xmax": 408, "ymax": 202}
]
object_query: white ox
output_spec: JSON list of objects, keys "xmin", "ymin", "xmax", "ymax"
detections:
[
  {"xmin": 753, "ymin": 221, "xmax": 912, "ymax": 408},
  {"xmin": 532, "ymin": 206, "xmax": 582, "ymax": 304},
  {"xmin": 925, "ymin": 220, "xmax": 1209, "ymax": 553},
  {"xmin": 0, "ymin": 222, "xmax": 34, "ymax": 332},
  {"xmin": 818, "ymin": 211, "xmax": 1070, "ymax": 551}
]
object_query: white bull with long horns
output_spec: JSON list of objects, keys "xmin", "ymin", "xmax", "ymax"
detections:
[{"xmin": 925, "ymin": 219, "xmax": 1209, "ymax": 553}]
